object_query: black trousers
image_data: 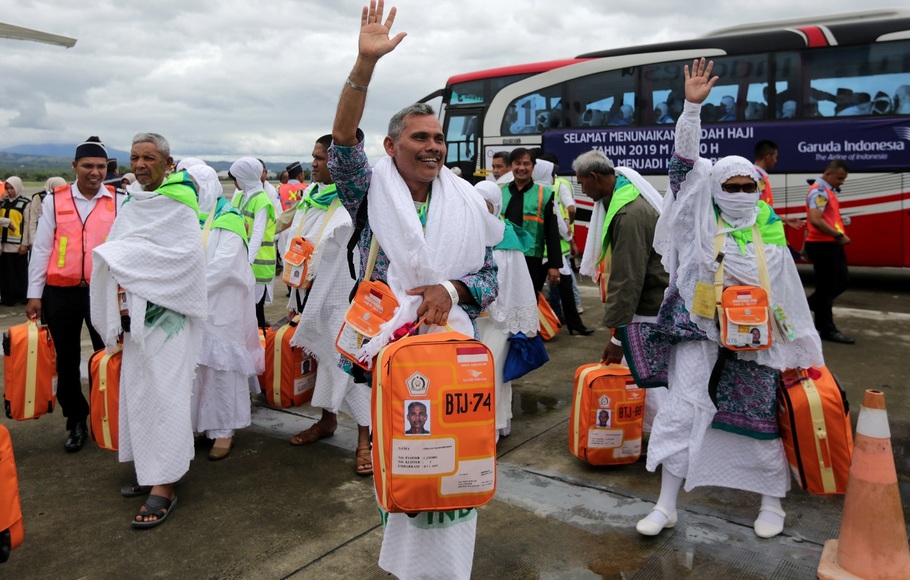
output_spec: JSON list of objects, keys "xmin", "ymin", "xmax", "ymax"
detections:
[
  {"xmin": 43, "ymin": 285, "xmax": 105, "ymax": 429},
  {"xmin": 525, "ymin": 255, "xmax": 585, "ymax": 331},
  {"xmin": 804, "ymin": 241, "xmax": 849, "ymax": 335},
  {"xmin": 255, "ymin": 291, "xmax": 267, "ymax": 328},
  {"xmin": 0, "ymin": 251, "xmax": 28, "ymax": 306}
]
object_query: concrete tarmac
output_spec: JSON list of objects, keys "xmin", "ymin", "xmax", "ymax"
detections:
[{"xmin": 1, "ymin": 270, "xmax": 908, "ymax": 579}]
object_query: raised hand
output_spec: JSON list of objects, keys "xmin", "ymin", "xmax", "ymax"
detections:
[
  {"xmin": 684, "ymin": 58, "xmax": 718, "ymax": 105},
  {"xmin": 359, "ymin": 0, "xmax": 407, "ymax": 62}
]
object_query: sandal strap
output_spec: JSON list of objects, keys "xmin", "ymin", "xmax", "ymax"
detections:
[
  {"xmin": 140, "ymin": 494, "xmax": 174, "ymax": 517},
  {"xmin": 650, "ymin": 504, "xmax": 674, "ymax": 519}
]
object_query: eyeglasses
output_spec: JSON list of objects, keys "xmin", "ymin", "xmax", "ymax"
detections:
[{"xmin": 721, "ymin": 182, "xmax": 758, "ymax": 193}]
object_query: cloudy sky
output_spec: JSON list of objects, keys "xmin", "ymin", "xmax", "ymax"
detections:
[{"xmin": 1, "ymin": 0, "xmax": 907, "ymax": 163}]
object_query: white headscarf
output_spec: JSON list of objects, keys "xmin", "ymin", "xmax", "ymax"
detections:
[
  {"xmin": 474, "ymin": 181, "xmax": 502, "ymax": 216},
  {"xmin": 175, "ymin": 157, "xmax": 205, "ymax": 172},
  {"xmin": 229, "ymin": 157, "xmax": 264, "ymax": 196},
  {"xmin": 185, "ymin": 164, "xmax": 222, "ymax": 214},
  {"xmin": 712, "ymin": 155, "xmax": 760, "ymax": 231}
]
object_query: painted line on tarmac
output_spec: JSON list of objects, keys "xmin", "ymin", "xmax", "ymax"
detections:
[{"xmin": 833, "ymin": 307, "xmax": 910, "ymax": 322}]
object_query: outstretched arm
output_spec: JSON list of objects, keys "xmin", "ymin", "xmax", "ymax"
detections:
[
  {"xmin": 332, "ymin": 0, "xmax": 407, "ymax": 146},
  {"xmin": 669, "ymin": 59, "xmax": 718, "ymax": 197}
]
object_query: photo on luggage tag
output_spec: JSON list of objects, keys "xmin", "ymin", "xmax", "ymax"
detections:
[{"xmin": 404, "ymin": 399, "xmax": 431, "ymax": 436}]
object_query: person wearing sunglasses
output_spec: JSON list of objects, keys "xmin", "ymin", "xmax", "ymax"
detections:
[{"xmin": 623, "ymin": 58, "xmax": 824, "ymax": 541}]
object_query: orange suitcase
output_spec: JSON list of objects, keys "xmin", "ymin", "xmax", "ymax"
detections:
[
  {"xmin": 537, "ymin": 292, "xmax": 561, "ymax": 341},
  {"xmin": 3, "ymin": 320, "xmax": 56, "ymax": 421},
  {"xmin": 778, "ymin": 366, "xmax": 853, "ymax": 494},
  {"xmin": 258, "ymin": 316, "xmax": 316, "ymax": 408},
  {"xmin": 0, "ymin": 424, "xmax": 24, "ymax": 563},
  {"xmin": 372, "ymin": 330, "xmax": 496, "ymax": 513},
  {"xmin": 88, "ymin": 346, "xmax": 121, "ymax": 451},
  {"xmin": 570, "ymin": 364, "xmax": 645, "ymax": 465}
]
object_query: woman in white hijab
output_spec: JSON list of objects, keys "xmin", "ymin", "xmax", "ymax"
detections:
[
  {"xmin": 474, "ymin": 181, "xmax": 537, "ymax": 439},
  {"xmin": 185, "ymin": 163, "xmax": 263, "ymax": 460},
  {"xmin": 624, "ymin": 59, "xmax": 823, "ymax": 540}
]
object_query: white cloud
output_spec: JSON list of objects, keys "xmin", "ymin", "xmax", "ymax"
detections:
[{"xmin": 1, "ymin": 0, "xmax": 908, "ymax": 162}]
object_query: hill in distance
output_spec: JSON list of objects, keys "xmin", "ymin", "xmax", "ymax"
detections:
[{"xmin": 0, "ymin": 144, "xmax": 309, "ymax": 175}]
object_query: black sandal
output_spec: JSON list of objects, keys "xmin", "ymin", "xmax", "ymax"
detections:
[
  {"xmin": 120, "ymin": 482, "xmax": 151, "ymax": 497},
  {"xmin": 132, "ymin": 495, "xmax": 178, "ymax": 529},
  {"xmin": 121, "ymin": 476, "xmax": 185, "ymax": 498}
]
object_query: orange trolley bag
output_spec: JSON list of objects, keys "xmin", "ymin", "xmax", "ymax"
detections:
[
  {"xmin": 778, "ymin": 366, "xmax": 853, "ymax": 495},
  {"xmin": 3, "ymin": 320, "xmax": 56, "ymax": 421},
  {"xmin": 570, "ymin": 363, "xmax": 645, "ymax": 465},
  {"xmin": 0, "ymin": 425, "xmax": 24, "ymax": 563},
  {"xmin": 88, "ymin": 346, "xmax": 122, "ymax": 451},
  {"xmin": 258, "ymin": 316, "xmax": 316, "ymax": 408},
  {"xmin": 537, "ymin": 292, "xmax": 561, "ymax": 341},
  {"xmin": 372, "ymin": 329, "xmax": 497, "ymax": 513}
]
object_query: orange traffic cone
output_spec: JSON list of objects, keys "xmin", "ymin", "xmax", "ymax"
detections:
[{"xmin": 818, "ymin": 389, "xmax": 910, "ymax": 580}]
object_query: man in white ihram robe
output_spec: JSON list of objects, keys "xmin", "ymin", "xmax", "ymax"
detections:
[{"xmin": 91, "ymin": 133, "xmax": 207, "ymax": 528}]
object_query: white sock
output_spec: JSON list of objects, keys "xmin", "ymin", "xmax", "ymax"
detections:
[
  {"xmin": 757, "ymin": 495, "xmax": 785, "ymax": 528},
  {"xmin": 643, "ymin": 469, "xmax": 684, "ymax": 525}
]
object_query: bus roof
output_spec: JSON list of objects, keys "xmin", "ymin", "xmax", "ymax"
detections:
[
  {"xmin": 577, "ymin": 13, "xmax": 910, "ymax": 58},
  {"xmin": 446, "ymin": 59, "xmax": 586, "ymax": 86}
]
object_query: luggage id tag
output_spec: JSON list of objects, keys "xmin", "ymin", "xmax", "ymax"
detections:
[
  {"xmin": 335, "ymin": 280, "xmax": 399, "ymax": 371},
  {"xmin": 691, "ymin": 282, "xmax": 716, "ymax": 319},
  {"xmin": 772, "ymin": 304, "xmax": 796, "ymax": 343}
]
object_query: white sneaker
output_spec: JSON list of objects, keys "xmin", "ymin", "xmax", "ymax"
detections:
[{"xmin": 635, "ymin": 505, "xmax": 677, "ymax": 536}]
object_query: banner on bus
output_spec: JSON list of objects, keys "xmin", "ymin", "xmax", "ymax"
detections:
[{"xmin": 544, "ymin": 117, "xmax": 910, "ymax": 174}]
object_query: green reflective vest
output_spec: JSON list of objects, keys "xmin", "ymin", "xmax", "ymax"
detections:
[
  {"xmin": 500, "ymin": 183, "xmax": 553, "ymax": 259},
  {"xmin": 553, "ymin": 177, "xmax": 573, "ymax": 256},
  {"xmin": 719, "ymin": 201, "xmax": 786, "ymax": 254},
  {"xmin": 232, "ymin": 190, "xmax": 276, "ymax": 284}
]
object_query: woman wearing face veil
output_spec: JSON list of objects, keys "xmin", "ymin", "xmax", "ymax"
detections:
[{"xmin": 622, "ymin": 59, "xmax": 824, "ymax": 540}]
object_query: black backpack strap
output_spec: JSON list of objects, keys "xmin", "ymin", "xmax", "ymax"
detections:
[{"xmin": 347, "ymin": 198, "xmax": 368, "ymax": 281}]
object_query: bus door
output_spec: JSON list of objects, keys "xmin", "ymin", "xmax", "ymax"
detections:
[{"xmin": 443, "ymin": 107, "xmax": 482, "ymax": 182}]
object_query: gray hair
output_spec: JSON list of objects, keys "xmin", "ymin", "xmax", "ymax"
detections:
[
  {"xmin": 131, "ymin": 132, "xmax": 170, "ymax": 158},
  {"xmin": 571, "ymin": 150, "xmax": 615, "ymax": 177},
  {"xmin": 388, "ymin": 103, "xmax": 436, "ymax": 141}
]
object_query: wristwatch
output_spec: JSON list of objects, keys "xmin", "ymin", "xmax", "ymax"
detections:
[{"xmin": 834, "ymin": 232, "xmax": 845, "ymax": 240}]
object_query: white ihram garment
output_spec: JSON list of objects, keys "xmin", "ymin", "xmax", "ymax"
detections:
[
  {"xmin": 645, "ymin": 102, "xmax": 824, "ymax": 497},
  {"xmin": 191, "ymin": 227, "xmax": 264, "ymax": 438},
  {"xmin": 91, "ymin": 189, "xmax": 207, "ymax": 486},
  {"xmin": 287, "ymin": 198, "xmax": 370, "ymax": 426}
]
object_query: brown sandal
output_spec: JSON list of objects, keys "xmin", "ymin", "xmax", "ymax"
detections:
[
  {"xmin": 290, "ymin": 420, "xmax": 336, "ymax": 446},
  {"xmin": 355, "ymin": 446, "xmax": 373, "ymax": 476}
]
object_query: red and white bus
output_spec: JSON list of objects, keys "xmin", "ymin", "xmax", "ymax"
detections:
[
  {"xmin": 432, "ymin": 10, "xmax": 910, "ymax": 267},
  {"xmin": 422, "ymin": 59, "xmax": 587, "ymax": 177}
]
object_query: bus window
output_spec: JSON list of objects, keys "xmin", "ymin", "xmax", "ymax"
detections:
[
  {"xmin": 504, "ymin": 85, "xmax": 563, "ymax": 135},
  {"xmin": 448, "ymin": 73, "xmax": 532, "ymax": 106},
  {"xmin": 444, "ymin": 110, "xmax": 479, "ymax": 166},
  {"xmin": 806, "ymin": 40, "xmax": 910, "ymax": 117},
  {"xmin": 643, "ymin": 55, "xmax": 770, "ymax": 124},
  {"xmin": 449, "ymin": 79, "xmax": 485, "ymax": 105},
  {"xmin": 565, "ymin": 68, "xmax": 638, "ymax": 127},
  {"xmin": 772, "ymin": 51, "xmax": 803, "ymax": 119}
]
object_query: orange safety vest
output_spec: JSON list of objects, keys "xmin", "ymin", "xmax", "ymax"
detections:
[
  {"xmin": 805, "ymin": 183, "xmax": 844, "ymax": 243},
  {"xmin": 278, "ymin": 182, "xmax": 309, "ymax": 212},
  {"xmin": 46, "ymin": 184, "xmax": 117, "ymax": 286},
  {"xmin": 755, "ymin": 165, "xmax": 774, "ymax": 207}
]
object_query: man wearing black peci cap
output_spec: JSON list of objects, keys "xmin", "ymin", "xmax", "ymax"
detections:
[{"xmin": 26, "ymin": 137, "xmax": 127, "ymax": 452}]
